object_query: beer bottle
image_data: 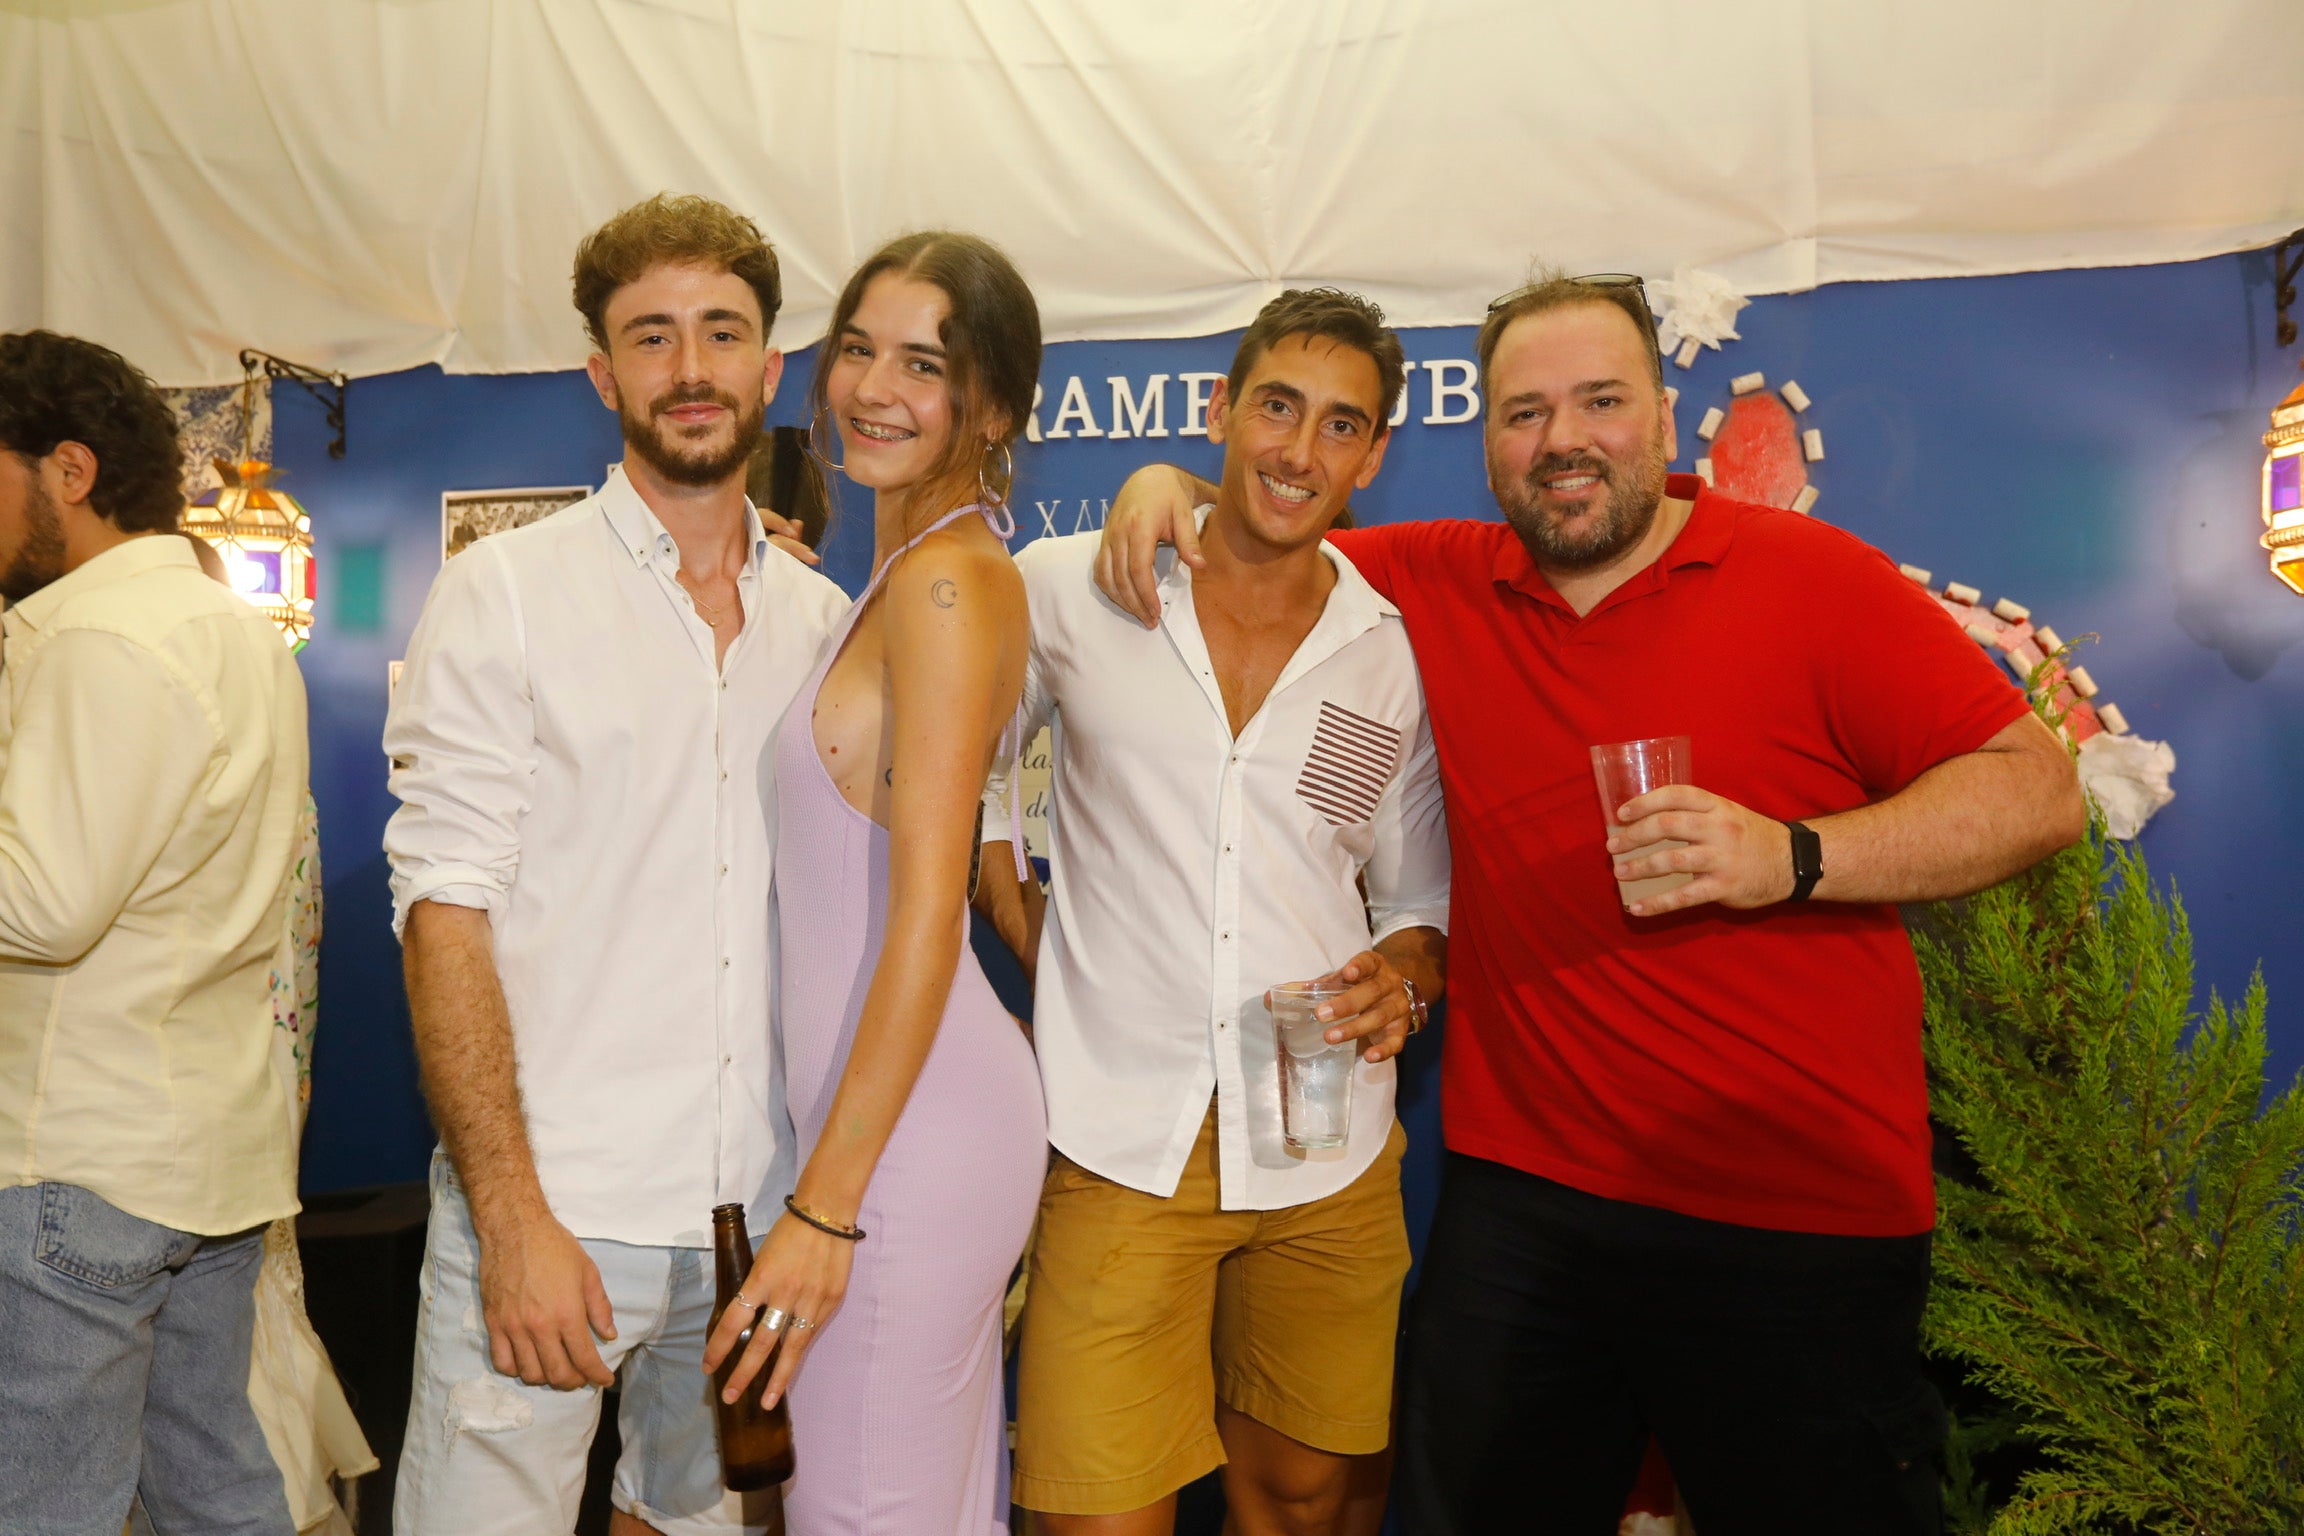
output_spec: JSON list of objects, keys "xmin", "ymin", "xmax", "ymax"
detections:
[{"xmin": 710, "ymin": 1203, "xmax": 796, "ymax": 1489}]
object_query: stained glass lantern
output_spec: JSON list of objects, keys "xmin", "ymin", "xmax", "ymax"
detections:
[
  {"xmin": 2266, "ymin": 377, "xmax": 2304, "ymax": 597},
  {"xmin": 183, "ymin": 458, "xmax": 317, "ymax": 649}
]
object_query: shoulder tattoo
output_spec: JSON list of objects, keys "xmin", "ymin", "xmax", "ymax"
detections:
[{"xmin": 930, "ymin": 578, "xmax": 957, "ymax": 609}]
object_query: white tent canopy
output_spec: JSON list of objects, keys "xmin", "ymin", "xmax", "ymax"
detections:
[{"xmin": 5, "ymin": 0, "xmax": 2299, "ymax": 386}]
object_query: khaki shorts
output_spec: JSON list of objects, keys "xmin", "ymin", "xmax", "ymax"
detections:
[{"xmin": 1013, "ymin": 1108, "xmax": 1411, "ymax": 1516}]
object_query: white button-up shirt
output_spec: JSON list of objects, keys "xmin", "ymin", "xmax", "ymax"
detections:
[
  {"xmin": 1, "ymin": 536, "xmax": 308, "ymax": 1235},
  {"xmin": 383, "ymin": 467, "xmax": 847, "ymax": 1248},
  {"xmin": 997, "ymin": 531, "xmax": 1449, "ymax": 1210}
]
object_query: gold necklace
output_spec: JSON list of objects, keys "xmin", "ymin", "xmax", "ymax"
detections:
[{"xmin": 677, "ymin": 570, "xmax": 728, "ymax": 627}]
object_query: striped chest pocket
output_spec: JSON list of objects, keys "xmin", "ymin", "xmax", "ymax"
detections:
[{"xmin": 1295, "ymin": 702, "xmax": 1403, "ymax": 826}]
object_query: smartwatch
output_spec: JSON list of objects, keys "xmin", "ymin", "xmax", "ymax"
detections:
[{"xmin": 1786, "ymin": 820, "xmax": 1823, "ymax": 902}]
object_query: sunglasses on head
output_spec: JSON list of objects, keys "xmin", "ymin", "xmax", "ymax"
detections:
[
  {"xmin": 1485, "ymin": 273, "xmax": 1661, "ymax": 371},
  {"xmin": 1486, "ymin": 272, "xmax": 1649, "ymax": 314}
]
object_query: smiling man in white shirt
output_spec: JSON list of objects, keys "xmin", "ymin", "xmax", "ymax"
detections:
[
  {"xmin": 382, "ymin": 195, "xmax": 846, "ymax": 1536},
  {"xmin": 978, "ymin": 289, "xmax": 1450, "ymax": 1536}
]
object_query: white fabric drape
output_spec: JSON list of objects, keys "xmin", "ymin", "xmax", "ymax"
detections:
[{"xmin": 4, "ymin": 0, "xmax": 2298, "ymax": 385}]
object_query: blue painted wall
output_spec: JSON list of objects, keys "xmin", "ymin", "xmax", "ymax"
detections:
[{"xmin": 276, "ymin": 248, "xmax": 2304, "ymax": 1203}]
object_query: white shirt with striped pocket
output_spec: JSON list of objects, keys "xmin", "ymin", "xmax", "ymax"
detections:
[{"xmin": 989, "ymin": 531, "xmax": 1450, "ymax": 1211}]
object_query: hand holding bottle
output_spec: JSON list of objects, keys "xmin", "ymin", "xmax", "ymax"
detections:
[
  {"xmin": 705, "ymin": 1204, "xmax": 794, "ymax": 1488},
  {"xmin": 703, "ymin": 1205, "xmax": 858, "ymax": 1410}
]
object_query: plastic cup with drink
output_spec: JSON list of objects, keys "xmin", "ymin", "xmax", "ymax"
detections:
[
  {"xmin": 1590, "ymin": 735, "xmax": 1694, "ymax": 911},
  {"xmin": 1267, "ymin": 980, "xmax": 1358, "ymax": 1150}
]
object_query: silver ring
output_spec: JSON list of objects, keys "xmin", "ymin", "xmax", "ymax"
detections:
[
  {"xmin": 733, "ymin": 1290, "xmax": 761, "ymax": 1311},
  {"xmin": 791, "ymin": 1316, "xmax": 815, "ymax": 1331},
  {"xmin": 758, "ymin": 1306, "xmax": 788, "ymax": 1331}
]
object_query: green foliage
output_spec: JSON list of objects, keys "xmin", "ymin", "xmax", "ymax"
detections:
[
  {"xmin": 1942, "ymin": 1408, "xmax": 2036, "ymax": 1534},
  {"xmin": 1916, "ymin": 820, "xmax": 2304, "ymax": 1534}
]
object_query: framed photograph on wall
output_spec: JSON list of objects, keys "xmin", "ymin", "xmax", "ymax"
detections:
[{"xmin": 440, "ymin": 485, "xmax": 591, "ymax": 561}]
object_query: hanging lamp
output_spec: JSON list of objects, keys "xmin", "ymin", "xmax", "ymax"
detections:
[
  {"xmin": 2265, "ymin": 234, "xmax": 2304, "ymax": 596},
  {"xmin": 181, "ymin": 365, "xmax": 318, "ymax": 649}
]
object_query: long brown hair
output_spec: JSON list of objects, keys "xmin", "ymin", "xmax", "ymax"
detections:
[{"xmin": 807, "ymin": 231, "xmax": 1042, "ymax": 532}]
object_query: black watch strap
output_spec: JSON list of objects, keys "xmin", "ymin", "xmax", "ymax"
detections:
[{"xmin": 1786, "ymin": 820, "xmax": 1823, "ymax": 902}]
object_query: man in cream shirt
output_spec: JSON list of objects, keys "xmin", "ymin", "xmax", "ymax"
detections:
[
  {"xmin": 978, "ymin": 290, "xmax": 1449, "ymax": 1536},
  {"xmin": 0, "ymin": 331, "xmax": 309, "ymax": 1535}
]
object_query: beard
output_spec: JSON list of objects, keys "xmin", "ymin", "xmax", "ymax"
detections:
[
  {"xmin": 1492, "ymin": 429, "xmax": 1671, "ymax": 571},
  {"xmin": 620, "ymin": 381, "xmax": 765, "ymax": 488},
  {"xmin": 1, "ymin": 478, "xmax": 66, "ymax": 606}
]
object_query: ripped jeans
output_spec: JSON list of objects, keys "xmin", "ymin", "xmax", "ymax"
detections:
[
  {"xmin": 392, "ymin": 1153, "xmax": 770, "ymax": 1536},
  {"xmin": 0, "ymin": 1182, "xmax": 293, "ymax": 1536}
]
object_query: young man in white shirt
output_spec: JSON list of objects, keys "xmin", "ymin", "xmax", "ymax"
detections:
[
  {"xmin": 978, "ymin": 290, "xmax": 1450, "ymax": 1536},
  {"xmin": 0, "ymin": 331, "xmax": 309, "ymax": 1536},
  {"xmin": 383, "ymin": 195, "xmax": 846, "ymax": 1536}
]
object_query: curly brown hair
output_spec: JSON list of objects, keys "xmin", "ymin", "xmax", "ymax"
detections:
[
  {"xmin": 571, "ymin": 193, "xmax": 783, "ymax": 351},
  {"xmin": 0, "ymin": 331, "xmax": 183, "ymax": 533}
]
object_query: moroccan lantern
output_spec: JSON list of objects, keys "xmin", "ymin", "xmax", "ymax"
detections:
[
  {"xmin": 183, "ymin": 457, "xmax": 317, "ymax": 649},
  {"xmin": 2264, "ymin": 374, "xmax": 2304, "ymax": 597}
]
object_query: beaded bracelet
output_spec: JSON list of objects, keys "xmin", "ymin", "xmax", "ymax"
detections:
[{"xmin": 785, "ymin": 1193, "xmax": 867, "ymax": 1242}]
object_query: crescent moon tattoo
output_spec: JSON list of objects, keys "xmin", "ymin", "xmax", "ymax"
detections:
[{"xmin": 931, "ymin": 579, "xmax": 957, "ymax": 608}]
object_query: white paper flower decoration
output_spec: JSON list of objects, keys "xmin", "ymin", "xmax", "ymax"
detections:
[{"xmin": 1651, "ymin": 266, "xmax": 1749, "ymax": 366}]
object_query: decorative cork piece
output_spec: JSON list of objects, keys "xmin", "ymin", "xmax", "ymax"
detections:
[
  {"xmin": 1675, "ymin": 337, "xmax": 1703, "ymax": 369},
  {"xmin": 1917, "ymin": 576, "xmax": 2158, "ymax": 818},
  {"xmin": 1801, "ymin": 428, "xmax": 1825, "ymax": 462},
  {"xmin": 1791, "ymin": 484, "xmax": 1819, "ymax": 514},
  {"xmin": 1730, "ymin": 371, "xmax": 1766, "ymax": 395},
  {"xmin": 1779, "ymin": 380, "xmax": 1811, "ymax": 412},
  {"xmin": 1694, "ymin": 457, "xmax": 1715, "ymax": 485},
  {"xmin": 1697, "ymin": 406, "xmax": 1725, "ymax": 441}
]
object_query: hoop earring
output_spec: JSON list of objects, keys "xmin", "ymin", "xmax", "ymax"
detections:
[
  {"xmin": 976, "ymin": 438, "xmax": 1015, "ymax": 510},
  {"xmin": 806, "ymin": 406, "xmax": 847, "ymax": 474},
  {"xmin": 977, "ymin": 438, "xmax": 1019, "ymax": 540}
]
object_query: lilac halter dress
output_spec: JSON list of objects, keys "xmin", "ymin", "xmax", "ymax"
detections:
[{"xmin": 771, "ymin": 504, "xmax": 1047, "ymax": 1534}]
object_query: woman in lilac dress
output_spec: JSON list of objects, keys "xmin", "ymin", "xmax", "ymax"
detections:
[{"xmin": 706, "ymin": 231, "xmax": 1046, "ymax": 1533}]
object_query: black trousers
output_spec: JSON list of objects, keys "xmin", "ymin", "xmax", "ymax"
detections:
[{"xmin": 1397, "ymin": 1153, "xmax": 1945, "ymax": 1536}]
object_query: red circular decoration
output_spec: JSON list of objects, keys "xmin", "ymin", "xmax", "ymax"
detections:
[{"xmin": 1708, "ymin": 394, "xmax": 1807, "ymax": 509}]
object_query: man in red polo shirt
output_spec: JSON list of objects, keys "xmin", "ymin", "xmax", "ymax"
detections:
[{"xmin": 1091, "ymin": 272, "xmax": 2085, "ymax": 1535}]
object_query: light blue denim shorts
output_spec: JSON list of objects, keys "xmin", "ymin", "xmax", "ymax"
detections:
[{"xmin": 392, "ymin": 1154, "xmax": 772, "ymax": 1535}]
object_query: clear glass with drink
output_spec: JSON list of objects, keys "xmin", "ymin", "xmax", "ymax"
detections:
[
  {"xmin": 1269, "ymin": 980, "xmax": 1357, "ymax": 1150},
  {"xmin": 1590, "ymin": 736, "xmax": 1694, "ymax": 910}
]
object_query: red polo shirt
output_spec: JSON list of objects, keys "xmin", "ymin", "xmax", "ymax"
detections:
[{"xmin": 1332, "ymin": 477, "xmax": 2030, "ymax": 1236}]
